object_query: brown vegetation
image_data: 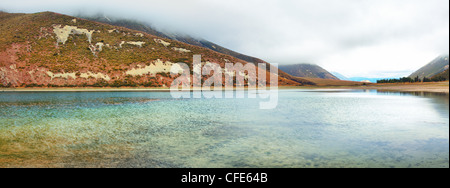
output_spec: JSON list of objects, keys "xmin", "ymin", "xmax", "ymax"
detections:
[
  {"xmin": 0, "ymin": 12, "xmax": 300, "ymax": 88},
  {"xmin": 299, "ymin": 77, "xmax": 368, "ymax": 86}
]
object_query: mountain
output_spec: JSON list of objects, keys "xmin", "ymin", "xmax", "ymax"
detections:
[
  {"xmin": 0, "ymin": 12, "xmax": 301, "ymax": 87},
  {"xmin": 409, "ymin": 55, "xmax": 449, "ymax": 79},
  {"xmin": 331, "ymin": 72, "xmax": 397, "ymax": 83},
  {"xmin": 431, "ymin": 69, "xmax": 449, "ymax": 81},
  {"xmin": 78, "ymin": 15, "xmax": 309, "ymax": 85},
  {"xmin": 278, "ymin": 64, "xmax": 340, "ymax": 80},
  {"xmin": 331, "ymin": 72, "xmax": 349, "ymax": 80},
  {"xmin": 300, "ymin": 77, "xmax": 369, "ymax": 86},
  {"xmin": 348, "ymin": 77, "xmax": 394, "ymax": 83}
]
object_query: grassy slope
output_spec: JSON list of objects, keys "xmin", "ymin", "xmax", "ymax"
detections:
[
  {"xmin": 80, "ymin": 15, "xmax": 307, "ymax": 85},
  {"xmin": 1, "ymin": 12, "xmax": 239, "ymax": 71},
  {"xmin": 299, "ymin": 77, "xmax": 366, "ymax": 86},
  {"xmin": 0, "ymin": 12, "xmax": 300, "ymax": 87},
  {"xmin": 431, "ymin": 69, "xmax": 449, "ymax": 81}
]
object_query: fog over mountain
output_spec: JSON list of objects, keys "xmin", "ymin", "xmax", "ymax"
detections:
[{"xmin": 2, "ymin": 0, "xmax": 449, "ymax": 78}]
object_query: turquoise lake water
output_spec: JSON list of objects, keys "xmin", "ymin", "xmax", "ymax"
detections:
[{"xmin": 0, "ymin": 90, "xmax": 448, "ymax": 168}]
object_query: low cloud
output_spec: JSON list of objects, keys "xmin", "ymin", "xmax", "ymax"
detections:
[{"xmin": 1, "ymin": 0, "xmax": 449, "ymax": 77}]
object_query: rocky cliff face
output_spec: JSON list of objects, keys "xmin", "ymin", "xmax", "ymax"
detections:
[{"xmin": 0, "ymin": 12, "xmax": 300, "ymax": 88}]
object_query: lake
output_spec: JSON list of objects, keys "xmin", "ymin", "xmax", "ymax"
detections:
[{"xmin": 0, "ymin": 89, "xmax": 448, "ymax": 168}]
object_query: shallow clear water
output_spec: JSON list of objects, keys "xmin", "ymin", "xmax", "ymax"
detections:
[{"xmin": 0, "ymin": 90, "xmax": 448, "ymax": 168}]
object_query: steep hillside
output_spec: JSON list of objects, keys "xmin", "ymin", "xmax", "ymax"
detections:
[
  {"xmin": 0, "ymin": 12, "xmax": 300, "ymax": 87},
  {"xmin": 409, "ymin": 55, "xmax": 449, "ymax": 79},
  {"xmin": 431, "ymin": 69, "xmax": 449, "ymax": 81},
  {"xmin": 79, "ymin": 15, "xmax": 307, "ymax": 85},
  {"xmin": 279, "ymin": 64, "xmax": 340, "ymax": 80}
]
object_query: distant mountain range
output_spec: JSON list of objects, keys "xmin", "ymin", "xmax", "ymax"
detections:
[
  {"xmin": 346, "ymin": 77, "xmax": 395, "ymax": 83},
  {"xmin": 279, "ymin": 64, "xmax": 339, "ymax": 80},
  {"xmin": 409, "ymin": 55, "xmax": 449, "ymax": 79},
  {"xmin": 330, "ymin": 72, "xmax": 381, "ymax": 83},
  {"xmin": 330, "ymin": 72, "xmax": 349, "ymax": 80},
  {"xmin": 330, "ymin": 75, "xmax": 396, "ymax": 83}
]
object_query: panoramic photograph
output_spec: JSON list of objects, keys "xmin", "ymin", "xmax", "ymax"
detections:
[{"xmin": 0, "ymin": 0, "xmax": 449, "ymax": 171}]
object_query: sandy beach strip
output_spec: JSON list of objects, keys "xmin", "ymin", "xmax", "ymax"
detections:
[
  {"xmin": 282, "ymin": 82, "xmax": 449, "ymax": 94},
  {"xmin": 1, "ymin": 82, "xmax": 448, "ymax": 93}
]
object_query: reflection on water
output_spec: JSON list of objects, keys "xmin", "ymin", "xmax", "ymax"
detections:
[
  {"xmin": 377, "ymin": 90, "xmax": 449, "ymax": 118},
  {"xmin": 0, "ymin": 90, "xmax": 448, "ymax": 168}
]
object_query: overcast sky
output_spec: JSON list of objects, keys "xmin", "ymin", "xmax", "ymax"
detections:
[{"xmin": 2, "ymin": 0, "xmax": 449, "ymax": 77}]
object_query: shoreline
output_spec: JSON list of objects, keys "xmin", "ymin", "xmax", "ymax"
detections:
[
  {"xmin": 0, "ymin": 87, "xmax": 173, "ymax": 92},
  {"xmin": 1, "ymin": 82, "xmax": 448, "ymax": 94},
  {"xmin": 300, "ymin": 82, "xmax": 449, "ymax": 94}
]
